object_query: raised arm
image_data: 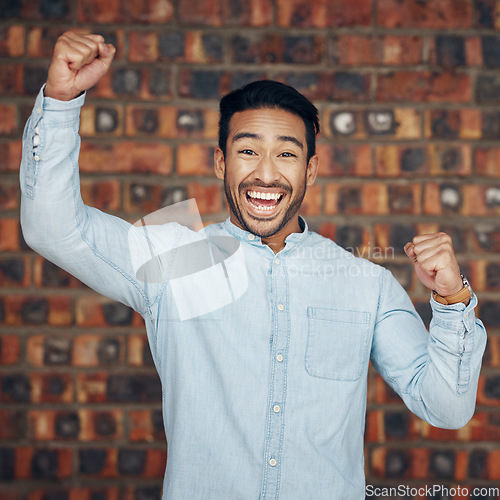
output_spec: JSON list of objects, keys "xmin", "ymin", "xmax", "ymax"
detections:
[{"xmin": 20, "ymin": 32, "xmax": 175, "ymax": 314}]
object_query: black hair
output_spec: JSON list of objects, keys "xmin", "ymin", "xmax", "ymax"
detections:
[{"xmin": 218, "ymin": 80, "xmax": 320, "ymax": 162}]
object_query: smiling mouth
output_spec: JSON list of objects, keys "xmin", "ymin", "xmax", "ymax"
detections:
[{"xmin": 245, "ymin": 190, "xmax": 285, "ymax": 213}]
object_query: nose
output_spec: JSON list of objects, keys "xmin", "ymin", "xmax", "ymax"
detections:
[{"xmin": 253, "ymin": 156, "xmax": 280, "ymax": 185}]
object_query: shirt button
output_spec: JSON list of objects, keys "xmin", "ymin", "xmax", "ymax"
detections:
[
  {"xmin": 269, "ymin": 458, "xmax": 277, "ymax": 467},
  {"xmin": 273, "ymin": 404, "xmax": 281, "ymax": 413},
  {"xmin": 274, "ymin": 258, "xmax": 280, "ymax": 265},
  {"xmin": 34, "ymin": 155, "xmax": 40, "ymax": 162},
  {"xmin": 276, "ymin": 354, "xmax": 284, "ymax": 362},
  {"xmin": 33, "ymin": 135, "xmax": 40, "ymax": 147},
  {"xmin": 248, "ymin": 234, "xmax": 255, "ymax": 241},
  {"xmin": 36, "ymin": 107, "xmax": 42, "ymax": 115},
  {"xmin": 277, "ymin": 303, "xmax": 284, "ymax": 311}
]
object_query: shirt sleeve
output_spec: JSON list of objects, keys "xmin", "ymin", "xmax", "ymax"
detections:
[
  {"xmin": 370, "ymin": 268, "xmax": 487, "ymax": 429},
  {"xmin": 19, "ymin": 86, "xmax": 180, "ymax": 316}
]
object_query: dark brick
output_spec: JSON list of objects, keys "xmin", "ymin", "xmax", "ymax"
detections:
[
  {"xmin": 469, "ymin": 449, "xmax": 487, "ymax": 478},
  {"xmin": 388, "ymin": 185, "xmax": 416, "ymax": 214},
  {"xmin": 0, "ymin": 258, "xmax": 25, "ymax": 283},
  {"xmin": 482, "ymin": 36, "xmax": 500, "ymax": 67},
  {"xmin": 440, "ymin": 184, "xmax": 462, "ymax": 213},
  {"xmin": 475, "ymin": 0, "xmax": 495, "ymax": 27},
  {"xmin": 486, "ymin": 263, "xmax": 500, "ymax": 289},
  {"xmin": 485, "ymin": 186, "xmax": 500, "ymax": 208},
  {"xmin": 142, "ymin": 342, "xmax": 155, "ymax": 366},
  {"xmin": 44, "ymin": 337, "xmax": 73, "ymax": 365},
  {"xmin": 429, "ymin": 450, "xmax": 455, "ymax": 479},
  {"xmin": 365, "ymin": 110, "xmax": 396, "ymax": 135},
  {"xmin": 0, "ymin": 0, "xmax": 21, "ymax": 18},
  {"xmin": 91, "ymin": 492, "xmax": 107, "ymax": 500},
  {"xmin": 482, "ymin": 111, "xmax": 500, "ymax": 139},
  {"xmin": 135, "ymin": 485, "xmax": 163, "ymax": 500},
  {"xmin": 485, "ymin": 376, "xmax": 500, "ymax": 400},
  {"xmin": 79, "ymin": 448, "xmax": 107, "ymax": 474},
  {"xmin": 102, "ymin": 302, "xmax": 133, "ymax": 326},
  {"xmin": 440, "ymin": 147, "xmax": 462, "ymax": 172},
  {"xmin": 42, "ymin": 492, "xmax": 69, "ymax": 500},
  {"xmin": 338, "ymin": 186, "xmax": 361, "ymax": 213},
  {"xmin": 32, "ymin": 449, "xmax": 58, "ymax": 480},
  {"xmin": 148, "ymin": 68, "xmax": 171, "ymax": 97},
  {"xmin": 384, "ymin": 412, "xmax": 409, "ymax": 439},
  {"xmin": 430, "ymin": 111, "xmax": 459, "ymax": 139},
  {"xmin": 477, "ymin": 74, "xmax": 500, "ymax": 103},
  {"xmin": 232, "ymin": 35, "xmax": 259, "ymax": 63},
  {"xmin": 385, "ymin": 449, "xmax": 409, "ymax": 478},
  {"xmin": 118, "ymin": 448, "xmax": 146, "ymax": 475},
  {"xmin": 283, "ymin": 36, "xmax": 318, "ymax": 64},
  {"xmin": 0, "ymin": 448, "xmax": 14, "ymax": 479},
  {"xmin": 480, "ymin": 301, "xmax": 500, "ymax": 327},
  {"xmin": 415, "ymin": 301, "xmax": 432, "ymax": 328},
  {"xmin": 97, "ymin": 338, "xmax": 120, "ymax": 364},
  {"xmin": 21, "ymin": 298, "xmax": 49, "ymax": 324},
  {"xmin": 230, "ymin": 72, "xmax": 265, "ymax": 90},
  {"xmin": 401, "ymin": 147, "xmax": 426, "ymax": 173},
  {"xmin": 132, "ymin": 108, "xmax": 159, "ymax": 134},
  {"xmin": 112, "ymin": 69, "xmax": 142, "ymax": 95},
  {"xmin": 55, "ymin": 412, "xmax": 80, "ymax": 439},
  {"xmin": 2, "ymin": 374, "xmax": 31, "ymax": 402},
  {"xmin": 152, "ymin": 409, "xmax": 164, "ymax": 434},
  {"xmin": 441, "ymin": 225, "xmax": 465, "ymax": 253},
  {"xmin": 24, "ymin": 66, "xmax": 48, "ymax": 95},
  {"xmin": 336, "ymin": 225, "xmax": 363, "ymax": 252},
  {"xmin": 39, "ymin": 0, "xmax": 70, "ymax": 19},
  {"xmin": 333, "ymin": 146, "xmax": 355, "ymax": 172},
  {"xmin": 177, "ymin": 110, "xmax": 204, "ymax": 133},
  {"xmin": 202, "ymin": 34, "xmax": 224, "ymax": 61},
  {"xmin": 107, "ymin": 374, "xmax": 161, "ymax": 403},
  {"xmin": 158, "ymin": 32, "xmax": 184, "ymax": 60},
  {"xmin": 390, "ymin": 225, "xmax": 416, "ymax": 255},
  {"xmin": 435, "ymin": 35, "xmax": 466, "ymax": 67},
  {"xmin": 94, "ymin": 412, "xmax": 117, "ymax": 437},
  {"xmin": 180, "ymin": 70, "xmax": 223, "ymax": 99},
  {"xmin": 42, "ymin": 260, "xmax": 71, "ymax": 287},
  {"xmin": 95, "ymin": 108, "xmax": 119, "ymax": 133},
  {"xmin": 334, "ymin": 72, "xmax": 368, "ymax": 101},
  {"xmin": 47, "ymin": 375, "xmax": 66, "ymax": 395},
  {"xmin": 384, "ymin": 263, "xmax": 413, "ymax": 289}
]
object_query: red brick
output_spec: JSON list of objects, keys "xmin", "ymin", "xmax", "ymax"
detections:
[
  {"xmin": 299, "ymin": 184, "xmax": 321, "ymax": 216},
  {"xmin": 177, "ymin": 144, "xmax": 215, "ymax": 176},
  {"xmin": 27, "ymin": 487, "xmax": 120, "ymax": 500},
  {"xmin": 376, "ymin": 145, "xmax": 429, "ymax": 177},
  {"xmin": 0, "ymin": 410, "xmax": 23, "ymax": 440},
  {"xmin": 475, "ymin": 147, "xmax": 500, "ymax": 177},
  {"xmin": 187, "ymin": 182, "xmax": 222, "ymax": 214},
  {"xmin": 80, "ymin": 179, "xmax": 121, "ymax": 212},
  {"xmin": 128, "ymin": 31, "xmax": 159, "ymax": 62},
  {"xmin": 0, "ymin": 104, "xmax": 18, "ymax": 136},
  {"xmin": 80, "ymin": 105, "xmax": 123, "ymax": 137},
  {"xmin": 76, "ymin": 373, "xmax": 108, "ymax": 404},
  {"xmin": 33, "ymin": 257, "xmax": 85, "ymax": 288},
  {"xmin": 79, "ymin": 142, "xmax": 172, "ymax": 174},
  {"xmin": 30, "ymin": 373, "xmax": 73, "ymax": 404},
  {"xmin": 3, "ymin": 295, "xmax": 73, "ymax": 326},
  {"xmin": 75, "ymin": 296, "xmax": 142, "ymax": 328},
  {"xmin": 0, "ymin": 257, "xmax": 30, "ymax": 287},
  {"xmin": 0, "ymin": 141, "xmax": 22, "ymax": 173},
  {"xmin": 128, "ymin": 334, "xmax": 150, "ymax": 366},
  {"xmin": 129, "ymin": 409, "xmax": 165, "ymax": 442},
  {"xmin": 129, "ymin": 0, "xmax": 174, "ymax": 23},
  {"xmin": 73, "ymin": 334, "xmax": 124, "ymax": 366},
  {"xmin": 424, "ymin": 109, "xmax": 482, "ymax": 139},
  {"xmin": 388, "ymin": 184, "xmax": 422, "ymax": 215},
  {"xmin": 178, "ymin": 0, "xmax": 223, "ymax": 26},
  {"xmin": 0, "ymin": 334, "xmax": 21, "ymax": 365},
  {"xmin": 329, "ymin": 35, "xmax": 423, "ymax": 66},
  {"xmin": 376, "ymin": 72, "xmax": 472, "ymax": 103},
  {"xmin": 27, "ymin": 27, "xmax": 65, "ymax": 58},
  {"xmin": 429, "ymin": 144, "xmax": 472, "ymax": 176},
  {"xmin": 15, "ymin": 447, "xmax": 72, "ymax": 479},
  {"xmin": 325, "ymin": 183, "xmax": 389, "ymax": 216},
  {"xmin": 316, "ymin": 144, "xmax": 372, "ymax": 177},
  {"xmin": 0, "ymin": 26, "xmax": 24, "ymax": 57},
  {"xmin": 78, "ymin": 0, "xmax": 127, "ymax": 23},
  {"xmin": 277, "ymin": 0, "xmax": 371, "ymax": 27},
  {"xmin": 377, "ymin": 0, "xmax": 472, "ymax": 28}
]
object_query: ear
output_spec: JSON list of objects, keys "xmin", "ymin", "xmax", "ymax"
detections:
[
  {"xmin": 306, "ymin": 154, "xmax": 319, "ymax": 186},
  {"xmin": 214, "ymin": 147, "xmax": 225, "ymax": 181}
]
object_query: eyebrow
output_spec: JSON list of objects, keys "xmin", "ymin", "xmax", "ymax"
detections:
[{"xmin": 232, "ymin": 132, "xmax": 304, "ymax": 150}]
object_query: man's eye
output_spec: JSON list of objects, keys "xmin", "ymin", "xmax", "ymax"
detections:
[
  {"xmin": 280, "ymin": 152, "xmax": 297, "ymax": 158},
  {"xmin": 239, "ymin": 149, "xmax": 256, "ymax": 155}
]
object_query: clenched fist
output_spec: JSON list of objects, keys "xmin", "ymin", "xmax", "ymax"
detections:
[
  {"xmin": 45, "ymin": 31, "xmax": 116, "ymax": 101},
  {"xmin": 404, "ymin": 232, "xmax": 464, "ymax": 298}
]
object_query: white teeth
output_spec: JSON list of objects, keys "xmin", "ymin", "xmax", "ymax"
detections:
[{"xmin": 247, "ymin": 190, "xmax": 282, "ymax": 200}]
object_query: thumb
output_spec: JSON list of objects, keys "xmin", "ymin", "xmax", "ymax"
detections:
[
  {"xmin": 97, "ymin": 43, "xmax": 116, "ymax": 69},
  {"xmin": 404, "ymin": 242, "xmax": 417, "ymax": 262}
]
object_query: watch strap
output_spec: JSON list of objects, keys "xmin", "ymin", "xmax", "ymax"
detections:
[{"xmin": 432, "ymin": 275, "xmax": 472, "ymax": 305}]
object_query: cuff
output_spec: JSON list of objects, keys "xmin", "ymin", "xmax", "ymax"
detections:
[{"xmin": 430, "ymin": 291, "xmax": 478, "ymax": 333}]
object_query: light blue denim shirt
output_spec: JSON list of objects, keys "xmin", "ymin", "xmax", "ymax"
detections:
[{"xmin": 20, "ymin": 88, "xmax": 487, "ymax": 500}]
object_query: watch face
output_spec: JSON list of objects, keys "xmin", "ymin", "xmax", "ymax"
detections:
[{"xmin": 461, "ymin": 274, "xmax": 472, "ymax": 292}]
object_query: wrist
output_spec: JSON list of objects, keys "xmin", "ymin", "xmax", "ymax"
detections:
[{"xmin": 432, "ymin": 275, "xmax": 472, "ymax": 306}]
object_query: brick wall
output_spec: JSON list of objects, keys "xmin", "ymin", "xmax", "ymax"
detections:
[{"xmin": 1, "ymin": 0, "xmax": 500, "ymax": 498}]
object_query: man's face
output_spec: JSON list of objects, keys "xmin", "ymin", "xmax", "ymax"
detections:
[{"xmin": 214, "ymin": 108, "xmax": 318, "ymax": 239}]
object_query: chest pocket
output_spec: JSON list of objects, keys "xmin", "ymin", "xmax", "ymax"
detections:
[{"xmin": 305, "ymin": 307, "xmax": 371, "ymax": 381}]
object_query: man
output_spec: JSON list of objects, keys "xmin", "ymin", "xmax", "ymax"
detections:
[{"xmin": 20, "ymin": 32, "xmax": 486, "ymax": 499}]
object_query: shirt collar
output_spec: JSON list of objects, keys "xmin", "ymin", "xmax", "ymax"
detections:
[{"xmin": 222, "ymin": 216, "xmax": 309, "ymax": 250}]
